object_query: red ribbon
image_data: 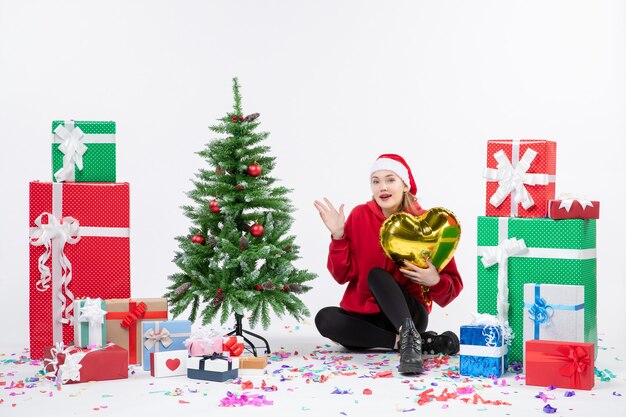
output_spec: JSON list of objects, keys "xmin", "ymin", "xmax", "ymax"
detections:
[
  {"xmin": 223, "ymin": 336, "xmax": 244, "ymax": 356},
  {"xmin": 120, "ymin": 302, "xmax": 147, "ymax": 329}
]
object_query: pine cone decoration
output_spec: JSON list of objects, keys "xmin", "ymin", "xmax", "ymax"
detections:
[
  {"xmin": 207, "ymin": 236, "xmax": 217, "ymax": 248},
  {"xmin": 287, "ymin": 283, "xmax": 302, "ymax": 293},
  {"xmin": 261, "ymin": 280, "xmax": 276, "ymax": 291},
  {"xmin": 283, "ymin": 243, "xmax": 293, "ymax": 251},
  {"xmin": 239, "ymin": 236, "xmax": 249, "ymax": 250},
  {"xmin": 209, "ymin": 289, "xmax": 224, "ymax": 307},
  {"xmin": 243, "ymin": 113, "xmax": 260, "ymax": 122},
  {"xmin": 174, "ymin": 282, "xmax": 191, "ymax": 295}
]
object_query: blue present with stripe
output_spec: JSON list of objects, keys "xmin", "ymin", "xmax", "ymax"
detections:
[
  {"xmin": 141, "ymin": 320, "xmax": 191, "ymax": 371},
  {"xmin": 523, "ymin": 283, "xmax": 584, "ymax": 351},
  {"xmin": 459, "ymin": 325, "xmax": 508, "ymax": 378}
]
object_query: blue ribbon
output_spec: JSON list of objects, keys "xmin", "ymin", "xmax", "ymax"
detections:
[{"xmin": 525, "ymin": 284, "xmax": 584, "ymax": 339}]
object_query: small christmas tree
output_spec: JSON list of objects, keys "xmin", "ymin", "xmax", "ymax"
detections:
[{"xmin": 166, "ymin": 78, "xmax": 315, "ymax": 331}]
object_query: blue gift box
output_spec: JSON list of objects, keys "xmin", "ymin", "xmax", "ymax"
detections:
[
  {"xmin": 459, "ymin": 325, "xmax": 508, "ymax": 378},
  {"xmin": 141, "ymin": 320, "xmax": 191, "ymax": 371}
]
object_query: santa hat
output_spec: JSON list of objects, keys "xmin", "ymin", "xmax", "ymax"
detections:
[{"xmin": 370, "ymin": 154, "xmax": 417, "ymax": 195}]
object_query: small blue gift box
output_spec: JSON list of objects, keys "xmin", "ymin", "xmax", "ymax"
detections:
[
  {"xmin": 459, "ymin": 325, "xmax": 508, "ymax": 377},
  {"xmin": 187, "ymin": 354, "xmax": 239, "ymax": 382},
  {"xmin": 141, "ymin": 320, "xmax": 191, "ymax": 371}
]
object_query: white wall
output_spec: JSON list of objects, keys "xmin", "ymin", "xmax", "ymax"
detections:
[{"xmin": 1, "ymin": 0, "xmax": 624, "ymax": 350}]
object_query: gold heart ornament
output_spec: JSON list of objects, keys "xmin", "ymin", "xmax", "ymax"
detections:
[{"xmin": 379, "ymin": 207, "xmax": 461, "ymax": 271}]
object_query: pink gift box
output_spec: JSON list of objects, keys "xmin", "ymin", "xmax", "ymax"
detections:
[{"xmin": 187, "ymin": 336, "xmax": 223, "ymax": 357}]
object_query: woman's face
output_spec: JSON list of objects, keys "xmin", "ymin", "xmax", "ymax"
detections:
[{"xmin": 370, "ymin": 170, "xmax": 408, "ymax": 217}]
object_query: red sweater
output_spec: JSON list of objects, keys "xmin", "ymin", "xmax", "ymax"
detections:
[{"xmin": 327, "ymin": 200, "xmax": 463, "ymax": 314}]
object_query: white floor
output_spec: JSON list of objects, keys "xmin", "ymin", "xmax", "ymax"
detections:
[{"xmin": 1, "ymin": 322, "xmax": 624, "ymax": 417}]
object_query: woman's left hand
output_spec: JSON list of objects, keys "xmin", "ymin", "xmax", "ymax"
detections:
[{"xmin": 400, "ymin": 258, "xmax": 441, "ymax": 287}]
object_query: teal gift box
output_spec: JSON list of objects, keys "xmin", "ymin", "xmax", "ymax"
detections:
[
  {"xmin": 476, "ymin": 216, "xmax": 596, "ymax": 363},
  {"xmin": 141, "ymin": 320, "xmax": 191, "ymax": 371},
  {"xmin": 52, "ymin": 120, "xmax": 116, "ymax": 182},
  {"xmin": 73, "ymin": 298, "xmax": 107, "ymax": 348}
]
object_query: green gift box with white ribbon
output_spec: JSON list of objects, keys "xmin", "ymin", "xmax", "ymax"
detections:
[
  {"xmin": 73, "ymin": 298, "xmax": 107, "ymax": 348},
  {"xmin": 51, "ymin": 120, "xmax": 116, "ymax": 183},
  {"xmin": 476, "ymin": 216, "xmax": 596, "ymax": 363}
]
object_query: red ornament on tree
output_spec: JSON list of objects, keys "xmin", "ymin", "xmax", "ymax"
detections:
[
  {"xmin": 191, "ymin": 234, "xmax": 206, "ymax": 245},
  {"xmin": 250, "ymin": 223, "xmax": 264, "ymax": 237},
  {"xmin": 235, "ymin": 184, "xmax": 244, "ymax": 191},
  {"xmin": 281, "ymin": 285, "xmax": 289, "ymax": 292},
  {"xmin": 231, "ymin": 116, "xmax": 238, "ymax": 123},
  {"xmin": 209, "ymin": 199, "xmax": 221, "ymax": 213},
  {"xmin": 247, "ymin": 162, "xmax": 262, "ymax": 177},
  {"xmin": 255, "ymin": 284, "xmax": 263, "ymax": 291}
]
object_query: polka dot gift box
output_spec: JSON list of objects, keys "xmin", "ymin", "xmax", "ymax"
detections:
[
  {"xmin": 29, "ymin": 181, "xmax": 131, "ymax": 359},
  {"xmin": 483, "ymin": 139, "xmax": 556, "ymax": 218},
  {"xmin": 476, "ymin": 216, "xmax": 596, "ymax": 364},
  {"xmin": 51, "ymin": 120, "xmax": 116, "ymax": 183}
]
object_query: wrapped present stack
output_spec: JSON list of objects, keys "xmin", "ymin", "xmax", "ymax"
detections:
[
  {"xmin": 471, "ymin": 139, "xmax": 598, "ymax": 389},
  {"xmin": 29, "ymin": 120, "xmax": 131, "ymax": 360}
]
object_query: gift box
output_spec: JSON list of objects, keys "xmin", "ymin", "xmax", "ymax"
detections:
[
  {"xmin": 150, "ymin": 350, "xmax": 188, "ymax": 378},
  {"xmin": 105, "ymin": 298, "xmax": 168, "ymax": 365},
  {"xmin": 477, "ymin": 216, "xmax": 596, "ymax": 363},
  {"xmin": 525, "ymin": 340, "xmax": 594, "ymax": 390},
  {"xmin": 52, "ymin": 120, "xmax": 116, "ymax": 182},
  {"xmin": 43, "ymin": 343, "xmax": 128, "ymax": 384},
  {"xmin": 523, "ymin": 284, "xmax": 584, "ymax": 348},
  {"xmin": 142, "ymin": 320, "xmax": 192, "ymax": 371},
  {"xmin": 548, "ymin": 196, "xmax": 600, "ymax": 220},
  {"xmin": 238, "ymin": 356, "xmax": 269, "ymax": 376},
  {"xmin": 223, "ymin": 336, "xmax": 244, "ymax": 356},
  {"xmin": 74, "ymin": 298, "xmax": 107, "ymax": 348},
  {"xmin": 186, "ymin": 336, "xmax": 223, "ymax": 357},
  {"xmin": 459, "ymin": 325, "xmax": 508, "ymax": 377},
  {"xmin": 187, "ymin": 354, "xmax": 239, "ymax": 382},
  {"xmin": 29, "ymin": 181, "xmax": 131, "ymax": 359},
  {"xmin": 483, "ymin": 139, "xmax": 556, "ymax": 218}
]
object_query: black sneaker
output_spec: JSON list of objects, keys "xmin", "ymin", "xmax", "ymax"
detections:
[
  {"xmin": 398, "ymin": 318, "xmax": 424, "ymax": 374},
  {"xmin": 421, "ymin": 330, "xmax": 460, "ymax": 355}
]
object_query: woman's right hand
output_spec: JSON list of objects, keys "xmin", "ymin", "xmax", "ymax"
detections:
[{"xmin": 313, "ymin": 197, "xmax": 345, "ymax": 239}]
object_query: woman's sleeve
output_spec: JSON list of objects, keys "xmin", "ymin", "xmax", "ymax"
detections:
[
  {"xmin": 326, "ymin": 212, "xmax": 359, "ymax": 285},
  {"xmin": 428, "ymin": 257, "xmax": 463, "ymax": 308}
]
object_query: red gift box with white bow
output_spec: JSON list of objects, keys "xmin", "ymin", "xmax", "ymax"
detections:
[
  {"xmin": 29, "ymin": 182, "xmax": 131, "ymax": 359},
  {"xmin": 483, "ymin": 140, "xmax": 557, "ymax": 218},
  {"xmin": 548, "ymin": 195, "xmax": 600, "ymax": 220},
  {"xmin": 525, "ymin": 339, "xmax": 594, "ymax": 390},
  {"xmin": 43, "ymin": 343, "xmax": 128, "ymax": 384}
]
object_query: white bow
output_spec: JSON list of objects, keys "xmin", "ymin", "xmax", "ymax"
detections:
[
  {"xmin": 57, "ymin": 351, "xmax": 85, "ymax": 384},
  {"xmin": 557, "ymin": 193, "xmax": 594, "ymax": 212},
  {"xmin": 77, "ymin": 298, "xmax": 107, "ymax": 344},
  {"xmin": 480, "ymin": 237, "xmax": 527, "ymax": 328},
  {"xmin": 29, "ymin": 212, "xmax": 81, "ymax": 323},
  {"xmin": 484, "ymin": 148, "xmax": 549, "ymax": 211},
  {"xmin": 54, "ymin": 122, "xmax": 88, "ymax": 182}
]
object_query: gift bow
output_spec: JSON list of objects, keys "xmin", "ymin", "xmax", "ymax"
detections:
[
  {"xmin": 43, "ymin": 343, "xmax": 86, "ymax": 384},
  {"xmin": 484, "ymin": 148, "xmax": 549, "ymax": 210},
  {"xmin": 53, "ymin": 122, "xmax": 88, "ymax": 182},
  {"xmin": 557, "ymin": 193, "xmax": 594, "ymax": 212},
  {"xmin": 223, "ymin": 336, "xmax": 244, "ymax": 356},
  {"xmin": 528, "ymin": 296, "xmax": 554, "ymax": 327},
  {"xmin": 77, "ymin": 298, "xmax": 107, "ymax": 326},
  {"xmin": 143, "ymin": 328, "xmax": 173, "ymax": 350},
  {"xmin": 29, "ymin": 212, "xmax": 81, "ymax": 324},
  {"xmin": 480, "ymin": 237, "xmax": 527, "ymax": 327},
  {"xmin": 120, "ymin": 301, "xmax": 147, "ymax": 328}
]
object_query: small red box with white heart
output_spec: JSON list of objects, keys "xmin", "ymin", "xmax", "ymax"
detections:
[{"xmin": 150, "ymin": 349, "xmax": 187, "ymax": 377}]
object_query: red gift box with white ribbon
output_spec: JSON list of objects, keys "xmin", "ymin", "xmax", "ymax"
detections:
[
  {"xmin": 548, "ymin": 194, "xmax": 600, "ymax": 220},
  {"xmin": 525, "ymin": 339, "xmax": 594, "ymax": 390},
  {"xmin": 29, "ymin": 182, "xmax": 131, "ymax": 359},
  {"xmin": 483, "ymin": 140, "xmax": 557, "ymax": 218}
]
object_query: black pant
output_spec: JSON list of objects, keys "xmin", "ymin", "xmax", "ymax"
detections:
[{"xmin": 315, "ymin": 268, "xmax": 429, "ymax": 350}]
